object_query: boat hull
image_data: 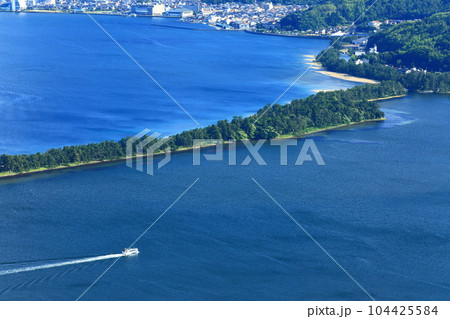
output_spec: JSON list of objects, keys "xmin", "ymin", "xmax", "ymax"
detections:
[{"xmin": 122, "ymin": 248, "xmax": 139, "ymax": 256}]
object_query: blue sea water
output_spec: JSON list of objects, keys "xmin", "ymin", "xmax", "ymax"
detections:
[
  {"xmin": 0, "ymin": 13, "xmax": 449, "ymax": 301},
  {"xmin": 0, "ymin": 13, "xmax": 353, "ymax": 154}
]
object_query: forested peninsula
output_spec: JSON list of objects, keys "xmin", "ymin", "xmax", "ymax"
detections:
[
  {"xmin": 3, "ymin": 7, "xmax": 449, "ymax": 177},
  {"xmin": 0, "ymin": 81, "xmax": 406, "ymax": 176}
]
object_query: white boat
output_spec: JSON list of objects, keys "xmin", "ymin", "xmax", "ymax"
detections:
[{"xmin": 122, "ymin": 248, "xmax": 139, "ymax": 256}]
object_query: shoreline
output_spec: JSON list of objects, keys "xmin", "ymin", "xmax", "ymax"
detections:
[
  {"xmin": 368, "ymin": 94, "xmax": 407, "ymax": 101},
  {"xmin": 8, "ymin": 11, "xmax": 244, "ymax": 32},
  {"xmin": 0, "ymin": 118, "xmax": 386, "ymax": 180},
  {"xmin": 311, "ymin": 89, "xmax": 407, "ymax": 102},
  {"xmin": 0, "ymin": 20, "xmax": 393, "ymax": 180},
  {"xmin": 302, "ymin": 55, "xmax": 381, "ymax": 89},
  {"xmin": 312, "ymin": 89, "xmax": 337, "ymax": 93},
  {"xmin": 244, "ymin": 30, "xmax": 331, "ymax": 39}
]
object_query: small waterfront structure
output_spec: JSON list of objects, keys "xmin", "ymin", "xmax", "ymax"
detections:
[
  {"xmin": 131, "ymin": 5, "xmax": 150, "ymax": 15},
  {"xmin": 130, "ymin": 4, "xmax": 166, "ymax": 16},
  {"xmin": 164, "ymin": 8, "xmax": 194, "ymax": 18},
  {"xmin": 330, "ymin": 30, "xmax": 346, "ymax": 37},
  {"xmin": 352, "ymin": 37, "xmax": 369, "ymax": 46},
  {"xmin": 72, "ymin": 7, "xmax": 86, "ymax": 13}
]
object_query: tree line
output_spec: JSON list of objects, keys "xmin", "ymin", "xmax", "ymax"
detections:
[
  {"xmin": 0, "ymin": 81, "xmax": 404, "ymax": 174},
  {"xmin": 367, "ymin": 12, "xmax": 450, "ymax": 72},
  {"xmin": 279, "ymin": 0, "xmax": 448, "ymax": 32}
]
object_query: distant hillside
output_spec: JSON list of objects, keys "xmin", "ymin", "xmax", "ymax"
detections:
[
  {"xmin": 367, "ymin": 12, "xmax": 450, "ymax": 72},
  {"xmin": 279, "ymin": 0, "xmax": 449, "ymax": 31},
  {"xmin": 317, "ymin": 48, "xmax": 450, "ymax": 93}
]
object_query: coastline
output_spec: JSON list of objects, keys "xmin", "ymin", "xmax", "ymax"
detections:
[
  {"xmin": 312, "ymin": 89, "xmax": 337, "ymax": 93},
  {"xmin": 315, "ymin": 70, "xmax": 379, "ymax": 84},
  {"xmin": 0, "ymin": 118, "xmax": 386, "ymax": 180},
  {"xmin": 368, "ymin": 94, "xmax": 407, "ymax": 101},
  {"xmin": 301, "ymin": 55, "xmax": 323, "ymax": 69},
  {"xmin": 301, "ymin": 55, "xmax": 379, "ymax": 86},
  {"xmin": 0, "ymin": 22, "xmax": 395, "ymax": 181},
  {"xmin": 244, "ymin": 30, "xmax": 331, "ymax": 39},
  {"xmin": 311, "ymin": 89, "xmax": 407, "ymax": 101},
  {"xmin": 8, "ymin": 11, "xmax": 241, "ymax": 32}
]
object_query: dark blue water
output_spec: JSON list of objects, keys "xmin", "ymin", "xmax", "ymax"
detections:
[
  {"xmin": 0, "ymin": 13, "xmax": 353, "ymax": 154},
  {"xmin": 0, "ymin": 13, "xmax": 449, "ymax": 301},
  {"xmin": 0, "ymin": 94, "xmax": 449, "ymax": 300}
]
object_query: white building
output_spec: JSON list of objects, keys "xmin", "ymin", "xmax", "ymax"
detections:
[
  {"xmin": 330, "ymin": 30, "xmax": 346, "ymax": 37},
  {"xmin": 131, "ymin": 4, "xmax": 166, "ymax": 16},
  {"xmin": 11, "ymin": 0, "xmax": 27, "ymax": 11},
  {"xmin": 352, "ymin": 37, "xmax": 368, "ymax": 46},
  {"xmin": 207, "ymin": 15, "xmax": 219, "ymax": 24},
  {"xmin": 368, "ymin": 21, "xmax": 382, "ymax": 29},
  {"xmin": 201, "ymin": 7, "xmax": 215, "ymax": 16},
  {"xmin": 263, "ymin": 2, "xmax": 273, "ymax": 10},
  {"xmin": 131, "ymin": 5, "xmax": 150, "ymax": 15},
  {"xmin": 149, "ymin": 4, "xmax": 165, "ymax": 16},
  {"xmin": 184, "ymin": 1, "xmax": 201, "ymax": 13},
  {"xmin": 72, "ymin": 7, "xmax": 86, "ymax": 13}
]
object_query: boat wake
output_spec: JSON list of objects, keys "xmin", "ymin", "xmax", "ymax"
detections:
[
  {"xmin": 0, "ymin": 254, "xmax": 122, "ymax": 277},
  {"xmin": 380, "ymin": 109, "xmax": 417, "ymax": 128}
]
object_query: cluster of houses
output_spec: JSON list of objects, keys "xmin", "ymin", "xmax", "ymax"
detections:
[
  {"xmin": 344, "ymin": 22, "xmax": 427, "ymax": 73},
  {"xmin": 1, "ymin": 1, "xmax": 421, "ymax": 34},
  {"xmin": 340, "ymin": 36, "xmax": 378, "ymax": 65},
  {"xmin": 368, "ymin": 19, "xmax": 413, "ymax": 29},
  {"xmin": 129, "ymin": 2, "xmax": 199, "ymax": 18},
  {"xmin": 0, "ymin": 0, "xmax": 305, "ymax": 31},
  {"xmin": 127, "ymin": 1, "xmax": 306, "ymax": 30},
  {"xmin": 1, "ymin": 0, "xmax": 134, "ymax": 13},
  {"xmin": 185, "ymin": 3, "xmax": 307, "ymax": 30},
  {"xmin": 1, "ymin": 0, "xmax": 29, "ymax": 11}
]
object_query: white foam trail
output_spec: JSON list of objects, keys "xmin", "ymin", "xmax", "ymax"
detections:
[{"xmin": 0, "ymin": 254, "xmax": 122, "ymax": 276}]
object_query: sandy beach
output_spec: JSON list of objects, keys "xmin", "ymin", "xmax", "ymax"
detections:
[
  {"xmin": 301, "ymin": 55, "xmax": 322, "ymax": 69},
  {"xmin": 305, "ymin": 63, "xmax": 322, "ymax": 69},
  {"xmin": 300, "ymin": 54, "xmax": 379, "ymax": 84},
  {"xmin": 315, "ymin": 70, "xmax": 379, "ymax": 84},
  {"xmin": 312, "ymin": 89, "xmax": 338, "ymax": 93}
]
